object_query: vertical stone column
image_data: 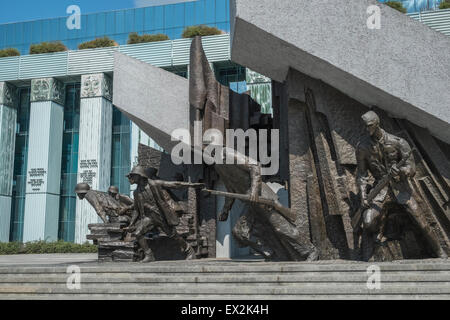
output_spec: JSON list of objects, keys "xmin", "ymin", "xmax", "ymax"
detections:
[
  {"xmin": 0, "ymin": 82, "xmax": 18, "ymax": 242},
  {"xmin": 75, "ymin": 73, "xmax": 113, "ymax": 244},
  {"xmin": 23, "ymin": 78, "xmax": 65, "ymax": 242}
]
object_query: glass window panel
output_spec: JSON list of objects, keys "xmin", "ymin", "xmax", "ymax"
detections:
[
  {"xmin": 120, "ymin": 168, "xmax": 131, "ymax": 194},
  {"xmin": 111, "ymin": 167, "xmax": 120, "ymax": 186},
  {"xmin": 78, "ymin": 15, "xmax": 88, "ymax": 39},
  {"xmin": 5, "ymin": 24, "xmax": 15, "ymax": 46},
  {"xmin": 115, "ymin": 10, "xmax": 125, "ymax": 34},
  {"xmin": 165, "ymin": 4, "xmax": 175, "ymax": 29},
  {"xmin": 121, "ymin": 134, "xmax": 130, "ymax": 167},
  {"xmin": 106, "ymin": 11, "xmax": 116, "ymax": 35},
  {"xmin": 67, "ymin": 39, "xmax": 78, "ymax": 50},
  {"xmin": 205, "ymin": 0, "xmax": 216, "ymax": 24},
  {"xmin": 71, "ymin": 151, "xmax": 79, "ymax": 174},
  {"xmin": 144, "ymin": 7, "xmax": 155, "ymax": 31},
  {"xmin": 60, "ymin": 173, "xmax": 70, "ymax": 195},
  {"xmin": 14, "ymin": 23, "xmax": 23, "ymax": 45},
  {"xmin": 15, "ymin": 175, "xmax": 27, "ymax": 196},
  {"xmin": 96, "ymin": 13, "xmax": 106, "ymax": 37},
  {"xmin": 216, "ymin": 0, "xmax": 228, "ymax": 22},
  {"xmin": 125, "ymin": 9, "xmax": 135, "ymax": 33},
  {"xmin": 194, "ymin": 0, "xmax": 207, "ymax": 25},
  {"xmin": 72, "ymin": 133, "xmax": 79, "ymax": 153},
  {"xmin": 58, "ymin": 17, "xmax": 68, "ymax": 42},
  {"xmin": 166, "ymin": 27, "xmax": 183, "ymax": 40},
  {"xmin": 32, "ymin": 20, "xmax": 42, "ymax": 44},
  {"xmin": 112, "ymin": 135, "xmax": 121, "ymax": 164},
  {"xmin": 41, "ymin": 19, "xmax": 51, "ymax": 42},
  {"xmin": 86, "ymin": 15, "xmax": 96, "ymax": 38},
  {"xmin": 175, "ymin": 3, "xmax": 186, "ymax": 28},
  {"xmin": 185, "ymin": 1, "xmax": 195, "ymax": 27},
  {"xmin": 67, "ymin": 28, "xmax": 78, "ymax": 40},
  {"xmin": 166, "ymin": 4, "xmax": 185, "ymax": 29},
  {"xmin": 135, "ymin": 8, "xmax": 144, "ymax": 32},
  {"xmin": 154, "ymin": 6, "xmax": 165, "ymax": 30},
  {"xmin": 0, "ymin": 25, "xmax": 5, "ymax": 48},
  {"xmin": 48, "ymin": 19, "xmax": 59, "ymax": 42},
  {"xmin": 22, "ymin": 22, "xmax": 32, "ymax": 45}
]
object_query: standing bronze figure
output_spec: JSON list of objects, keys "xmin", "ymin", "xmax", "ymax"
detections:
[{"xmin": 355, "ymin": 111, "xmax": 447, "ymax": 259}]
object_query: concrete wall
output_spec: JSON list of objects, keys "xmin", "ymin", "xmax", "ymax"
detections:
[
  {"xmin": 231, "ymin": 0, "xmax": 450, "ymax": 143},
  {"xmin": 113, "ymin": 52, "xmax": 190, "ymax": 154}
]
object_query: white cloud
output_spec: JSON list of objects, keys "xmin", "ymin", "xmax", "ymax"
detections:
[{"xmin": 134, "ymin": 0, "xmax": 197, "ymax": 8}]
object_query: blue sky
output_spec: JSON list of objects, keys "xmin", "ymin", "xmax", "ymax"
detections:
[{"xmin": 0, "ymin": 0, "xmax": 195, "ymax": 24}]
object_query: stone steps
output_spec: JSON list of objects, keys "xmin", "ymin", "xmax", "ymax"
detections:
[
  {"xmin": 0, "ymin": 259, "xmax": 449, "ymax": 299},
  {"xmin": 1, "ymin": 272, "xmax": 450, "ymax": 283}
]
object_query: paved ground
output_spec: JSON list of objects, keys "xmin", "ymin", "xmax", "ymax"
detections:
[
  {"xmin": 0, "ymin": 253, "xmax": 448, "ymax": 267},
  {"xmin": 0, "ymin": 254, "xmax": 98, "ymax": 266}
]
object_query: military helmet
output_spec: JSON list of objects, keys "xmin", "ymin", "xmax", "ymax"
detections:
[
  {"xmin": 126, "ymin": 165, "xmax": 149, "ymax": 179},
  {"xmin": 361, "ymin": 111, "xmax": 380, "ymax": 126},
  {"xmin": 75, "ymin": 183, "xmax": 90, "ymax": 194},
  {"xmin": 108, "ymin": 186, "xmax": 119, "ymax": 194}
]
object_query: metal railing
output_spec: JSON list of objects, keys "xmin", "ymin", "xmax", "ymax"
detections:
[
  {"xmin": 408, "ymin": 8, "xmax": 450, "ymax": 36},
  {"xmin": 0, "ymin": 34, "xmax": 231, "ymax": 82}
]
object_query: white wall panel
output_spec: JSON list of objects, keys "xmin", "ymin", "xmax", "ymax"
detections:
[
  {"xmin": 74, "ymin": 97, "xmax": 112, "ymax": 244},
  {"xmin": 23, "ymin": 101, "xmax": 64, "ymax": 242}
]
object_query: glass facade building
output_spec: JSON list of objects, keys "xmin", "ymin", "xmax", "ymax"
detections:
[
  {"xmin": 58, "ymin": 84, "xmax": 80, "ymax": 242},
  {"xmin": 9, "ymin": 88, "xmax": 30, "ymax": 242},
  {"xmin": 378, "ymin": 0, "xmax": 444, "ymax": 12},
  {"xmin": 0, "ymin": 0, "xmax": 230, "ymax": 54},
  {"xmin": 111, "ymin": 107, "xmax": 131, "ymax": 196},
  {"xmin": 1, "ymin": 0, "xmax": 252, "ymax": 243}
]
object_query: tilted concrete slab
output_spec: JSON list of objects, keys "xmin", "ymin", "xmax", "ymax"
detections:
[
  {"xmin": 231, "ymin": 0, "xmax": 450, "ymax": 143},
  {"xmin": 113, "ymin": 52, "xmax": 190, "ymax": 152}
]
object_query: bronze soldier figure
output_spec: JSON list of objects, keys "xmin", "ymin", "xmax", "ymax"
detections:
[
  {"xmin": 126, "ymin": 166, "xmax": 203, "ymax": 263},
  {"xmin": 214, "ymin": 148, "xmax": 319, "ymax": 261},
  {"xmin": 75, "ymin": 183, "xmax": 121, "ymax": 223},
  {"xmin": 356, "ymin": 111, "xmax": 447, "ymax": 259},
  {"xmin": 108, "ymin": 186, "xmax": 134, "ymax": 216}
]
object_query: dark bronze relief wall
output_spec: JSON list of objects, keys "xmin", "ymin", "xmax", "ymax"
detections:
[{"xmin": 281, "ymin": 68, "xmax": 450, "ymax": 261}]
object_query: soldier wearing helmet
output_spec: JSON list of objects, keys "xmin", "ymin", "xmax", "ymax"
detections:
[
  {"xmin": 108, "ymin": 185, "xmax": 134, "ymax": 217},
  {"xmin": 356, "ymin": 110, "xmax": 447, "ymax": 259},
  {"xmin": 126, "ymin": 165, "xmax": 204, "ymax": 263},
  {"xmin": 75, "ymin": 183, "xmax": 121, "ymax": 223}
]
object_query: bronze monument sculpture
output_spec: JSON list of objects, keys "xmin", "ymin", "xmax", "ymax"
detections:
[
  {"xmin": 81, "ymin": 34, "xmax": 450, "ymax": 263},
  {"xmin": 125, "ymin": 165, "xmax": 203, "ymax": 262},
  {"xmin": 354, "ymin": 111, "xmax": 447, "ymax": 260}
]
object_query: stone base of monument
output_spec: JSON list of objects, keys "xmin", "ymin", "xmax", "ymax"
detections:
[
  {"xmin": 87, "ymin": 223, "xmax": 198, "ymax": 262},
  {"xmin": 88, "ymin": 223, "xmax": 137, "ymax": 262}
]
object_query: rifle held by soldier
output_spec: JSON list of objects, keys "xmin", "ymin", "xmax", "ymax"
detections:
[
  {"xmin": 202, "ymin": 189, "xmax": 297, "ymax": 224},
  {"xmin": 351, "ymin": 149, "xmax": 414, "ymax": 232}
]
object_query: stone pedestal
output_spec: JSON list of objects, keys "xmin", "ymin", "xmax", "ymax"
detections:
[
  {"xmin": 0, "ymin": 82, "xmax": 18, "ymax": 242},
  {"xmin": 75, "ymin": 73, "xmax": 113, "ymax": 244},
  {"xmin": 23, "ymin": 78, "xmax": 65, "ymax": 242}
]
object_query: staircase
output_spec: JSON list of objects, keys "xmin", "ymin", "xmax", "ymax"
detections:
[{"xmin": 1, "ymin": 258, "xmax": 450, "ymax": 299}]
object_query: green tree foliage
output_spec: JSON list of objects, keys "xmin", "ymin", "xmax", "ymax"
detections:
[
  {"xmin": 0, "ymin": 241, "xmax": 97, "ymax": 255},
  {"xmin": 0, "ymin": 48, "xmax": 20, "ymax": 57},
  {"xmin": 29, "ymin": 41, "xmax": 67, "ymax": 54},
  {"xmin": 127, "ymin": 32, "xmax": 169, "ymax": 44},
  {"xmin": 440, "ymin": 0, "xmax": 450, "ymax": 9},
  {"xmin": 182, "ymin": 25, "xmax": 222, "ymax": 38},
  {"xmin": 78, "ymin": 37, "xmax": 117, "ymax": 50},
  {"xmin": 385, "ymin": 1, "xmax": 407, "ymax": 13}
]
